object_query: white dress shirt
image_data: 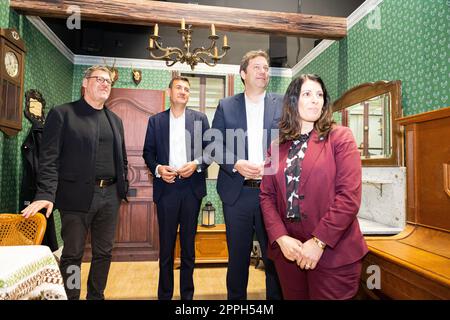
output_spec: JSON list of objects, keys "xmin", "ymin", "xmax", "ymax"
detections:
[
  {"xmin": 245, "ymin": 92, "xmax": 265, "ymax": 166},
  {"xmin": 155, "ymin": 109, "xmax": 188, "ymax": 177},
  {"xmin": 169, "ymin": 109, "xmax": 188, "ymax": 170}
]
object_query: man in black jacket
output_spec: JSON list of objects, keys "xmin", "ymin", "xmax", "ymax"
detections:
[{"xmin": 21, "ymin": 65, "xmax": 129, "ymax": 300}]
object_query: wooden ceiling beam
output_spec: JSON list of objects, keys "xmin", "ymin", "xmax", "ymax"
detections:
[{"xmin": 10, "ymin": 0, "xmax": 347, "ymax": 39}]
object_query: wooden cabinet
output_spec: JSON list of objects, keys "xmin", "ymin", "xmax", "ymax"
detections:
[
  {"xmin": 174, "ymin": 224, "xmax": 228, "ymax": 267},
  {"xmin": 361, "ymin": 107, "xmax": 450, "ymax": 299}
]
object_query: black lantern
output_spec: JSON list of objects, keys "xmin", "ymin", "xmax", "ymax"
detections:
[{"xmin": 201, "ymin": 201, "xmax": 216, "ymax": 227}]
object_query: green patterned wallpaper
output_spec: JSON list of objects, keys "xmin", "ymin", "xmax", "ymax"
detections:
[
  {"xmin": 268, "ymin": 75, "xmax": 291, "ymax": 95},
  {"xmin": 0, "ymin": 0, "xmax": 8, "ymax": 28},
  {"xmin": 200, "ymin": 180, "xmax": 224, "ymax": 224},
  {"xmin": 296, "ymin": 0, "xmax": 450, "ymax": 115},
  {"xmin": 0, "ymin": 7, "xmax": 73, "ymax": 247}
]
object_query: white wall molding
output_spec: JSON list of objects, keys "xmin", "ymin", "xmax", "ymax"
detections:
[
  {"xmin": 291, "ymin": 39, "xmax": 335, "ymax": 76},
  {"xmin": 74, "ymin": 54, "xmax": 291, "ymax": 77},
  {"xmin": 26, "ymin": 16, "xmax": 74, "ymax": 63},
  {"xmin": 292, "ymin": 0, "xmax": 384, "ymax": 76},
  {"xmin": 347, "ymin": 0, "xmax": 384, "ymax": 30}
]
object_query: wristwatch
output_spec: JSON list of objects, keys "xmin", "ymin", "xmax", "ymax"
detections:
[{"xmin": 313, "ymin": 237, "xmax": 326, "ymax": 250}]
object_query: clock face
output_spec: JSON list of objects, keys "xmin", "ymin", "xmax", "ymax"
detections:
[{"xmin": 4, "ymin": 50, "xmax": 19, "ymax": 78}]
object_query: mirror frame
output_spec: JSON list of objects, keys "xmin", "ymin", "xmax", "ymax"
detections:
[
  {"xmin": 332, "ymin": 80, "xmax": 403, "ymax": 166},
  {"xmin": 24, "ymin": 89, "xmax": 46, "ymax": 125}
]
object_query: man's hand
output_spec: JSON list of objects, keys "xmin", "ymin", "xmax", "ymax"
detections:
[
  {"xmin": 296, "ymin": 238, "xmax": 324, "ymax": 270},
  {"xmin": 158, "ymin": 165, "xmax": 178, "ymax": 183},
  {"xmin": 21, "ymin": 200, "xmax": 54, "ymax": 218},
  {"xmin": 177, "ymin": 161, "xmax": 197, "ymax": 179},
  {"xmin": 234, "ymin": 160, "xmax": 264, "ymax": 179},
  {"xmin": 275, "ymin": 235, "xmax": 303, "ymax": 262}
]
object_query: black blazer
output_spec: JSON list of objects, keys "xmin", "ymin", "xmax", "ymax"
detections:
[
  {"xmin": 34, "ymin": 99, "xmax": 129, "ymax": 212},
  {"xmin": 211, "ymin": 92, "xmax": 283, "ymax": 205},
  {"xmin": 143, "ymin": 108, "xmax": 210, "ymax": 203}
]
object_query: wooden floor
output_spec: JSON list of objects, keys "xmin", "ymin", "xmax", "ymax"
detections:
[{"xmin": 80, "ymin": 261, "xmax": 267, "ymax": 300}]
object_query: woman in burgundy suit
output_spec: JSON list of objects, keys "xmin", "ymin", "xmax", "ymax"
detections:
[{"xmin": 260, "ymin": 74, "xmax": 368, "ymax": 300}]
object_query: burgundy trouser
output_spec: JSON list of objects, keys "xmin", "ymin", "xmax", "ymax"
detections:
[{"xmin": 273, "ymin": 256, "xmax": 362, "ymax": 300}]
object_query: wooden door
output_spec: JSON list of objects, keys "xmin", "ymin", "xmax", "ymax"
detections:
[{"xmin": 84, "ymin": 88, "xmax": 165, "ymax": 261}]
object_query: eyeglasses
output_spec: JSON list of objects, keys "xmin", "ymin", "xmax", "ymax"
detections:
[{"xmin": 86, "ymin": 76, "xmax": 112, "ymax": 85}]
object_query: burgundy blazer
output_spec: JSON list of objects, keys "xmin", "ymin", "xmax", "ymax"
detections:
[{"xmin": 260, "ymin": 126, "xmax": 368, "ymax": 268}]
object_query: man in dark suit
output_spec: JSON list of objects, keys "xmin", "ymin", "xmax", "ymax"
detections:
[
  {"xmin": 211, "ymin": 50, "xmax": 282, "ymax": 300},
  {"xmin": 143, "ymin": 76, "xmax": 210, "ymax": 300},
  {"xmin": 21, "ymin": 65, "xmax": 129, "ymax": 300}
]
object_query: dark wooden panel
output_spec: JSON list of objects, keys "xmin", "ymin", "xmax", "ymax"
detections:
[
  {"xmin": 414, "ymin": 117, "xmax": 450, "ymax": 230},
  {"xmin": 10, "ymin": 0, "xmax": 346, "ymax": 39}
]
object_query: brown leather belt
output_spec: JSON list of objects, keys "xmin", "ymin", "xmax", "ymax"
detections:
[
  {"xmin": 95, "ymin": 178, "xmax": 116, "ymax": 188},
  {"xmin": 243, "ymin": 179, "xmax": 262, "ymax": 188}
]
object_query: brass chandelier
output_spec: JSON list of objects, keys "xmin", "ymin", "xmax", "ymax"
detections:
[{"xmin": 147, "ymin": 19, "xmax": 230, "ymax": 70}]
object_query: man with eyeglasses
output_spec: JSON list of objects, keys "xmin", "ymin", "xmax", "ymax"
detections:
[
  {"xmin": 143, "ymin": 76, "xmax": 210, "ymax": 300},
  {"xmin": 22, "ymin": 65, "xmax": 129, "ymax": 300}
]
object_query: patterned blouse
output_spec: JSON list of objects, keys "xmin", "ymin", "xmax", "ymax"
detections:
[{"xmin": 284, "ymin": 132, "xmax": 311, "ymax": 220}]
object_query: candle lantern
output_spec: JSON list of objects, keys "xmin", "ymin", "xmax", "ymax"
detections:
[{"xmin": 201, "ymin": 201, "xmax": 216, "ymax": 227}]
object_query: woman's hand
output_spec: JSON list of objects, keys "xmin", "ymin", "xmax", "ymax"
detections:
[
  {"xmin": 296, "ymin": 238, "xmax": 324, "ymax": 270},
  {"xmin": 276, "ymin": 235, "xmax": 303, "ymax": 262}
]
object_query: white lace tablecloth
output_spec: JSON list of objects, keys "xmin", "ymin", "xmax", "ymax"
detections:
[{"xmin": 0, "ymin": 245, "xmax": 67, "ymax": 300}]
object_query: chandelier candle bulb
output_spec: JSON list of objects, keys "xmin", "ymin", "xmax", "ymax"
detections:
[
  {"xmin": 211, "ymin": 24, "xmax": 216, "ymax": 36},
  {"xmin": 181, "ymin": 18, "xmax": 185, "ymax": 30},
  {"xmin": 223, "ymin": 35, "xmax": 228, "ymax": 47},
  {"xmin": 154, "ymin": 24, "xmax": 158, "ymax": 36},
  {"xmin": 149, "ymin": 38, "xmax": 154, "ymax": 48}
]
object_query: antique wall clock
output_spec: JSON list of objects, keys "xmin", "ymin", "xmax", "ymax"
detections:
[{"xmin": 0, "ymin": 28, "xmax": 26, "ymax": 136}]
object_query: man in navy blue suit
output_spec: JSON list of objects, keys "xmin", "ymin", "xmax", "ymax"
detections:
[
  {"xmin": 143, "ymin": 76, "xmax": 210, "ymax": 300},
  {"xmin": 211, "ymin": 50, "xmax": 282, "ymax": 300}
]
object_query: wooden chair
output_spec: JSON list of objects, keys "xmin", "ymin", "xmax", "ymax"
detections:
[{"xmin": 0, "ymin": 213, "xmax": 47, "ymax": 245}]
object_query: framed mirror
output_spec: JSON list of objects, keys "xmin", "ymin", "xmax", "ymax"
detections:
[
  {"xmin": 24, "ymin": 89, "xmax": 46, "ymax": 125},
  {"xmin": 332, "ymin": 80, "xmax": 403, "ymax": 166}
]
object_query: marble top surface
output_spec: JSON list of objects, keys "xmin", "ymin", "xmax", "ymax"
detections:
[{"xmin": 358, "ymin": 217, "xmax": 404, "ymax": 235}]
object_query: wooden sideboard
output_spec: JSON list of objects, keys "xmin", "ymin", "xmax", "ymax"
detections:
[
  {"xmin": 360, "ymin": 106, "xmax": 450, "ymax": 299},
  {"xmin": 174, "ymin": 224, "xmax": 228, "ymax": 267}
]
